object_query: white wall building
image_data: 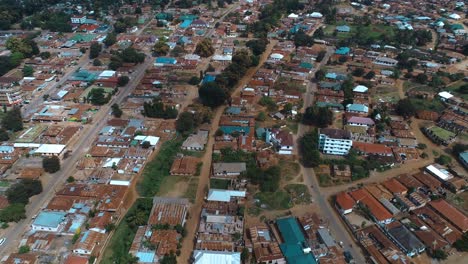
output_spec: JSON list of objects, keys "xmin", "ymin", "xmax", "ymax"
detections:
[{"xmin": 318, "ymin": 128, "xmax": 353, "ymax": 155}]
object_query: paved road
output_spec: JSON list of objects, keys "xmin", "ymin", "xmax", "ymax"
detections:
[
  {"xmin": 295, "ymin": 45, "xmax": 368, "ymax": 263},
  {"xmin": 0, "ymin": 57, "xmax": 153, "ymax": 256}
]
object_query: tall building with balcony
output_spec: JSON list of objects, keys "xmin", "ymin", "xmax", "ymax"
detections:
[{"xmin": 318, "ymin": 128, "xmax": 352, "ymax": 155}]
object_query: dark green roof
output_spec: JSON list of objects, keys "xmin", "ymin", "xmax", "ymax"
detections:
[{"xmin": 277, "ymin": 217, "xmax": 306, "ymax": 244}]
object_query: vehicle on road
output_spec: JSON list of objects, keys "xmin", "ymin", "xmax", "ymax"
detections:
[{"xmin": 0, "ymin": 238, "xmax": 6, "ymax": 246}]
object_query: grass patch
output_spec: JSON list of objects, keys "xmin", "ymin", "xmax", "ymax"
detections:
[
  {"xmin": 101, "ymin": 198, "xmax": 153, "ymax": 264},
  {"xmin": 318, "ymin": 173, "xmax": 332, "ymax": 187},
  {"xmin": 255, "ymin": 191, "xmax": 292, "ymax": 210},
  {"xmin": 156, "ymin": 175, "xmax": 185, "ymax": 196},
  {"xmin": 446, "ymin": 80, "xmax": 468, "ymax": 100},
  {"xmin": 183, "ymin": 177, "xmax": 199, "ymax": 203},
  {"xmin": 280, "ymin": 160, "xmax": 300, "ymax": 182},
  {"xmin": 210, "ymin": 179, "xmax": 230, "ymax": 189},
  {"xmin": 138, "ymin": 137, "xmax": 184, "ymax": 197},
  {"xmin": 247, "ymin": 206, "xmax": 262, "ymax": 216},
  {"xmin": 286, "ymin": 121, "xmax": 298, "ymax": 134},
  {"xmin": 284, "ymin": 184, "xmax": 311, "ymax": 204},
  {"xmin": 181, "ymin": 149, "xmax": 205, "ymax": 158},
  {"xmin": 410, "ymin": 98, "xmax": 445, "ymax": 112},
  {"xmin": 0, "ymin": 181, "xmax": 9, "ymax": 187}
]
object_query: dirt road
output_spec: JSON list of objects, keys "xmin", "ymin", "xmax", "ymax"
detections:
[{"xmin": 177, "ymin": 40, "xmax": 277, "ymax": 263}]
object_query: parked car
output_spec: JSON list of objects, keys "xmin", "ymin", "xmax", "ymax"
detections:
[{"xmin": 0, "ymin": 237, "xmax": 6, "ymax": 246}]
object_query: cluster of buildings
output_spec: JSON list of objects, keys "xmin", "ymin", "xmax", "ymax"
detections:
[{"xmin": 335, "ymin": 163, "xmax": 468, "ymax": 262}]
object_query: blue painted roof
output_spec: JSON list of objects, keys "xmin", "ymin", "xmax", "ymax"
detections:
[
  {"xmin": 335, "ymin": 47, "xmax": 350, "ymax": 55},
  {"xmin": 277, "ymin": 217, "xmax": 317, "ymax": 264},
  {"xmin": 155, "ymin": 57, "xmax": 177, "ymax": 64},
  {"xmin": 347, "ymin": 103, "xmax": 369, "ymax": 113},
  {"xmin": 460, "ymin": 151, "xmax": 468, "ymax": 162},
  {"xmin": 180, "ymin": 19, "xmax": 192, "ymax": 29},
  {"xmin": 136, "ymin": 251, "xmax": 156, "ymax": 263},
  {"xmin": 336, "ymin": 25, "xmax": 350, "ymax": 32},
  {"xmin": 33, "ymin": 211, "xmax": 66, "ymax": 228},
  {"xmin": 226, "ymin": 107, "xmax": 241, "ymax": 115},
  {"xmin": 220, "ymin": 126, "xmax": 250, "ymax": 135},
  {"xmin": 203, "ymin": 74, "xmax": 216, "ymax": 84}
]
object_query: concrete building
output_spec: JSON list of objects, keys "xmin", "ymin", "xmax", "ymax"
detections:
[
  {"xmin": 31, "ymin": 211, "xmax": 67, "ymax": 232},
  {"xmin": 318, "ymin": 128, "xmax": 352, "ymax": 155}
]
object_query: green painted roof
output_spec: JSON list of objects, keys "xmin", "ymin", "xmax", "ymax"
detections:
[
  {"xmin": 277, "ymin": 217, "xmax": 306, "ymax": 244},
  {"xmin": 277, "ymin": 217, "xmax": 317, "ymax": 264}
]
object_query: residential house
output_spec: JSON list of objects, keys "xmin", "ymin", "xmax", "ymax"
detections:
[
  {"xmin": 346, "ymin": 104, "xmax": 368, "ymax": 114},
  {"xmin": 212, "ymin": 162, "xmax": 247, "ymax": 179},
  {"xmin": 73, "ymin": 230, "xmax": 105, "ymax": 255},
  {"xmin": 349, "ymin": 189, "xmax": 394, "ymax": 225},
  {"xmin": 276, "ymin": 217, "xmax": 317, "ymax": 264},
  {"xmin": 267, "ymin": 129, "xmax": 294, "ymax": 155},
  {"xmin": 335, "ymin": 192, "xmax": 355, "ymax": 215},
  {"xmin": 170, "ymin": 156, "xmax": 200, "ymax": 176},
  {"xmin": 385, "ymin": 222, "xmax": 425, "ymax": 257},
  {"xmin": 346, "ymin": 116, "xmax": 374, "ymax": 128},
  {"xmin": 182, "ymin": 131, "xmax": 208, "ymax": 151}
]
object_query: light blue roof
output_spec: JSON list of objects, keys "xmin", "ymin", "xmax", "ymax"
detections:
[
  {"xmin": 460, "ymin": 151, "xmax": 468, "ymax": 162},
  {"xmin": 33, "ymin": 211, "xmax": 66, "ymax": 228},
  {"xmin": 336, "ymin": 25, "xmax": 350, "ymax": 32},
  {"xmin": 155, "ymin": 57, "xmax": 177, "ymax": 64},
  {"xmin": 136, "ymin": 252, "xmax": 156, "ymax": 263},
  {"xmin": 0, "ymin": 146, "xmax": 14, "ymax": 152},
  {"xmin": 225, "ymin": 107, "xmax": 241, "ymax": 115},
  {"xmin": 180, "ymin": 20, "xmax": 192, "ymax": 28},
  {"xmin": 335, "ymin": 47, "xmax": 350, "ymax": 55},
  {"xmin": 347, "ymin": 103, "xmax": 369, "ymax": 113}
]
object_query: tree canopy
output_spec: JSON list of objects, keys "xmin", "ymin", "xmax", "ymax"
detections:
[
  {"xmin": 299, "ymin": 130, "xmax": 321, "ymax": 168},
  {"xmin": 396, "ymin": 98, "xmax": 416, "ymax": 117},
  {"xmin": 2, "ymin": 107, "xmax": 23, "ymax": 132},
  {"xmin": 199, "ymin": 82, "xmax": 228, "ymax": 107},
  {"xmin": 176, "ymin": 112, "xmax": 195, "ymax": 134},
  {"xmin": 143, "ymin": 98, "xmax": 178, "ymax": 119},
  {"xmin": 195, "ymin": 38, "xmax": 215, "ymax": 57},
  {"xmin": 43, "ymin": 156, "xmax": 60, "ymax": 173},
  {"xmin": 88, "ymin": 88, "xmax": 110, "ymax": 105},
  {"xmin": 6, "ymin": 179, "xmax": 43, "ymax": 204},
  {"xmin": 302, "ymin": 106, "xmax": 333, "ymax": 127}
]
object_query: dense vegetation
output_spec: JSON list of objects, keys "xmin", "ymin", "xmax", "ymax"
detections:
[
  {"xmin": 101, "ymin": 198, "xmax": 153, "ymax": 264},
  {"xmin": 143, "ymin": 98, "xmax": 178, "ymax": 119},
  {"xmin": 0, "ymin": 179, "xmax": 43, "ymax": 223},
  {"xmin": 138, "ymin": 139, "xmax": 184, "ymax": 197},
  {"xmin": 42, "ymin": 156, "xmax": 61, "ymax": 173},
  {"xmin": 199, "ymin": 50, "xmax": 258, "ymax": 107},
  {"xmin": 302, "ymin": 106, "xmax": 333, "ymax": 128}
]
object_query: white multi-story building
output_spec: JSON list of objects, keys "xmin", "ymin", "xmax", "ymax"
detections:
[{"xmin": 318, "ymin": 128, "xmax": 353, "ymax": 155}]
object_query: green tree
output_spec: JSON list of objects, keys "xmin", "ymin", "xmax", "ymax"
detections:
[
  {"xmin": 195, "ymin": 38, "xmax": 215, "ymax": 57},
  {"xmin": 415, "ymin": 73, "xmax": 428, "ymax": 84},
  {"xmin": 315, "ymin": 69, "xmax": 326, "ymax": 80},
  {"xmin": 0, "ymin": 204, "xmax": 26, "ymax": 223},
  {"xmin": 188, "ymin": 76, "xmax": 200, "ymax": 85},
  {"xmin": 153, "ymin": 41, "xmax": 170, "ymax": 56},
  {"xmin": 104, "ymin": 32, "xmax": 117, "ymax": 47},
  {"xmin": 22, "ymin": 65, "xmax": 34, "ymax": 77},
  {"xmin": 316, "ymin": 50, "xmax": 326, "ymax": 62},
  {"xmin": 89, "ymin": 42, "xmax": 102, "ymax": 59},
  {"xmin": 43, "ymin": 156, "xmax": 60, "ymax": 173},
  {"xmin": 199, "ymin": 82, "xmax": 227, "ymax": 107},
  {"xmin": 0, "ymin": 128, "xmax": 9, "ymax": 141},
  {"xmin": 246, "ymin": 38, "xmax": 268, "ymax": 56},
  {"xmin": 299, "ymin": 131, "xmax": 321, "ymax": 167},
  {"xmin": 118, "ymin": 76, "xmax": 130, "ymax": 86},
  {"xmin": 256, "ymin": 111, "xmax": 267, "ymax": 121},
  {"xmin": 6, "ymin": 179, "xmax": 43, "ymax": 204},
  {"xmin": 18, "ymin": 245, "xmax": 30, "ymax": 254},
  {"xmin": 435, "ymin": 155, "xmax": 452, "ymax": 165},
  {"xmin": 93, "ymin": 59, "xmax": 102, "ymax": 66},
  {"xmin": 88, "ymin": 88, "xmax": 110, "ymax": 105},
  {"xmin": 241, "ymin": 247, "xmax": 249, "ymax": 263},
  {"xmin": 171, "ymin": 45, "xmax": 186, "ymax": 57},
  {"xmin": 141, "ymin": 141, "xmax": 151, "ymax": 149},
  {"xmin": 39, "ymin": 52, "xmax": 51, "ymax": 59},
  {"xmin": 67, "ymin": 176, "xmax": 75, "ymax": 183},
  {"xmin": 430, "ymin": 249, "xmax": 447, "ymax": 260},
  {"xmin": 454, "ymin": 233, "xmax": 468, "ymax": 251},
  {"xmin": 302, "ymin": 106, "xmax": 333, "ymax": 127},
  {"xmin": 352, "ymin": 68, "xmax": 365, "ymax": 77},
  {"xmin": 111, "ymin": 104, "xmax": 123, "ymax": 118},
  {"xmin": 364, "ymin": 71, "xmax": 375, "ymax": 80},
  {"xmin": 143, "ymin": 98, "xmax": 178, "ymax": 119},
  {"xmin": 396, "ymin": 98, "xmax": 416, "ymax": 117},
  {"xmin": 2, "ymin": 107, "xmax": 23, "ymax": 132},
  {"xmin": 176, "ymin": 112, "xmax": 195, "ymax": 133}
]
